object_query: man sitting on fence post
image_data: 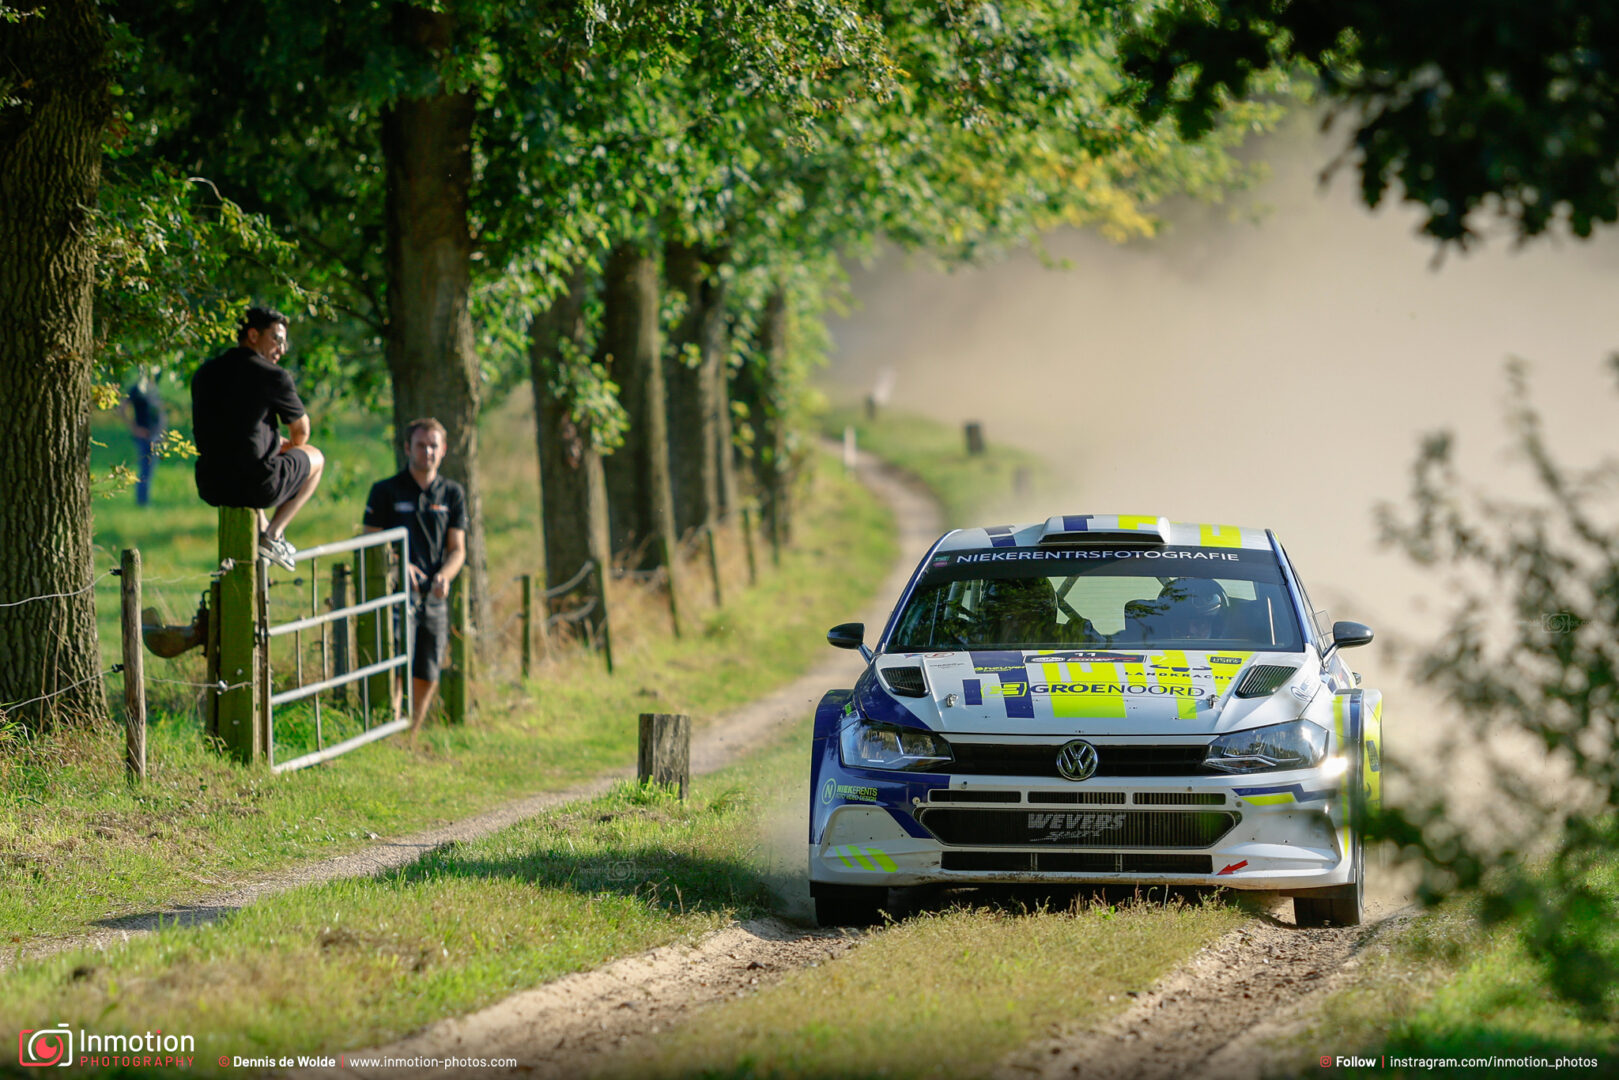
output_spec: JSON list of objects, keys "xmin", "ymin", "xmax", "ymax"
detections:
[
  {"xmin": 191, "ymin": 307, "xmax": 325, "ymax": 569},
  {"xmin": 362, "ymin": 417, "xmax": 466, "ymax": 739}
]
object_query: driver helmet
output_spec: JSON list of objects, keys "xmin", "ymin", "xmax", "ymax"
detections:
[{"xmin": 1163, "ymin": 577, "xmax": 1228, "ymax": 618}]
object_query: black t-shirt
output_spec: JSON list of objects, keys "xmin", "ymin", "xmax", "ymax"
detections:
[
  {"xmin": 191, "ymin": 346, "xmax": 306, "ymax": 479},
  {"xmin": 362, "ymin": 470, "xmax": 468, "ymax": 579}
]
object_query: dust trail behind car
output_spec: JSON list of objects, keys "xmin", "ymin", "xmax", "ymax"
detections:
[{"xmin": 825, "ymin": 110, "xmax": 1619, "ymax": 888}]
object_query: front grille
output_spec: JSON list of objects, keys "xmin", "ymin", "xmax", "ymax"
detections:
[
  {"xmin": 928, "ymin": 789, "xmax": 1020, "ymax": 804},
  {"xmin": 882, "ymin": 666, "xmax": 927, "ymax": 696},
  {"xmin": 1235, "ymin": 664, "xmax": 1297, "ymax": 698},
  {"xmin": 1133, "ymin": 792, "xmax": 1226, "ymax": 806},
  {"xmin": 941, "ymin": 852, "xmax": 1214, "ymax": 874},
  {"xmin": 947, "ymin": 742, "xmax": 1211, "ymax": 778},
  {"xmin": 1026, "ymin": 791, "xmax": 1127, "ymax": 805},
  {"xmin": 918, "ymin": 808, "xmax": 1240, "ymax": 848}
]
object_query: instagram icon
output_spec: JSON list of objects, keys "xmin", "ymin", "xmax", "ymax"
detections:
[{"xmin": 18, "ymin": 1024, "xmax": 72, "ymax": 1067}]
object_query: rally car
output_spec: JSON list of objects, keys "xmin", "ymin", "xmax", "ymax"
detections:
[{"xmin": 809, "ymin": 515, "xmax": 1381, "ymax": 928}]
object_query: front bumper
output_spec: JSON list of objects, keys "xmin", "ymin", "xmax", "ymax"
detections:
[{"xmin": 809, "ymin": 770, "xmax": 1353, "ymax": 892}]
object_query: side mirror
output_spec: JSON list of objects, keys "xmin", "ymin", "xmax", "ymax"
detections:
[
  {"xmin": 1331, "ymin": 620, "xmax": 1374, "ymax": 650},
  {"xmin": 827, "ymin": 622, "xmax": 866, "ymax": 651}
]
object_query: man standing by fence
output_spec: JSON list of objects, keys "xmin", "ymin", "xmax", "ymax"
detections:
[
  {"xmin": 192, "ymin": 307, "xmax": 325, "ymax": 569},
  {"xmin": 362, "ymin": 418, "xmax": 466, "ymax": 739}
]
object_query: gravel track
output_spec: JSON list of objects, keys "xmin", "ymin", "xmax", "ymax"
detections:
[{"xmin": 996, "ymin": 897, "xmax": 1419, "ymax": 1080}]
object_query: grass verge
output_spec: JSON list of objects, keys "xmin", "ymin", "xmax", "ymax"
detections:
[
  {"xmin": 0, "ymin": 448, "xmax": 893, "ymax": 942},
  {"xmin": 597, "ymin": 898, "xmax": 1246, "ymax": 1080},
  {"xmin": 1274, "ymin": 864, "xmax": 1619, "ymax": 1076},
  {"xmin": 822, "ymin": 406, "xmax": 1052, "ymax": 527},
  {"xmin": 0, "ymin": 692, "xmax": 815, "ymax": 1072}
]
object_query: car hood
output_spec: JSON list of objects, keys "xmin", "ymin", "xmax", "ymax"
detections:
[{"xmin": 865, "ymin": 648, "xmax": 1318, "ymax": 736}]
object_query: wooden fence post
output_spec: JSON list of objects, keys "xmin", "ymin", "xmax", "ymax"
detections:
[
  {"xmin": 520, "ymin": 573, "xmax": 533, "ymax": 680},
  {"xmin": 443, "ymin": 582, "xmax": 469, "ymax": 724},
  {"xmin": 204, "ymin": 578, "xmax": 222, "ymax": 742},
  {"xmin": 704, "ymin": 526, "xmax": 723, "ymax": 609},
  {"xmin": 593, "ymin": 564, "xmax": 615, "ymax": 675},
  {"xmin": 354, "ymin": 545, "xmax": 394, "ymax": 719},
  {"xmin": 637, "ymin": 712, "xmax": 690, "ymax": 799},
  {"xmin": 119, "ymin": 549, "xmax": 146, "ymax": 782},
  {"xmin": 740, "ymin": 505, "xmax": 759, "ymax": 585},
  {"xmin": 216, "ymin": 507, "xmax": 261, "ymax": 763},
  {"xmin": 661, "ymin": 535, "xmax": 682, "ymax": 639}
]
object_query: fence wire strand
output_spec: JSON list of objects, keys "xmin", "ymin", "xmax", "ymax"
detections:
[
  {"xmin": 1, "ymin": 666, "xmax": 120, "ymax": 711},
  {"xmin": 0, "ymin": 572, "xmax": 115, "ymax": 609}
]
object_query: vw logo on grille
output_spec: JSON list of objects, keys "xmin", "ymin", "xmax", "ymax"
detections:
[{"xmin": 1055, "ymin": 739, "xmax": 1099, "ymax": 781}]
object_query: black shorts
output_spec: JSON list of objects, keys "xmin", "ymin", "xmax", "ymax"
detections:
[
  {"xmin": 196, "ymin": 448, "xmax": 313, "ymax": 510},
  {"xmin": 411, "ymin": 591, "xmax": 449, "ymax": 683}
]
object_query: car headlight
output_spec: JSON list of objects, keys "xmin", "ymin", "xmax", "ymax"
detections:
[
  {"xmin": 1204, "ymin": 720, "xmax": 1328, "ymax": 773},
  {"xmin": 839, "ymin": 718, "xmax": 953, "ymax": 771}
]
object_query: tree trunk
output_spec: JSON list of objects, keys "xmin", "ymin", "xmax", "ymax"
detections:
[
  {"xmin": 0, "ymin": 1, "xmax": 111, "ymax": 731},
  {"xmin": 715, "ymin": 335, "xmax": 740, "ymax": 522},
  {"xmin": 663, "ymin": 241, "xmax": 730, "ymax": 536},
  {"xmin": 380, "ymin": 5, "xmax": 490, "ymax": 661},
  {"xmin": 739, "ymin": 287, "xmax": 793, "ymax": 547},
  {"xmin": 600, "ymin": 242, "xmax": 678, "ymax": 574},
  {"xmin": 528, "ymin": 266, "xmax": 610, "ymax": 644}
]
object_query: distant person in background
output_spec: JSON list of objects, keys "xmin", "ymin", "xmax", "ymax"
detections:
[
  {"xmin": 362, "ymin": 418, "xmax": 466, "ymax": 740},
  {"xmin": 123, "ymin": 369, "xmax": 164, "ymax": 507},
  {"xmin": 191, "ymin": 307, "xmax": 325, "ymax": 570}
]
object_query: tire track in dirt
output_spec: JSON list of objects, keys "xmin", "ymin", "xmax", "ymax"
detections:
[
  {"xmin": 4, "ymin": 451, "xmax": 939, "ymax": 975},
  {"xmin": 995, "ymin": 899, "xmax": 1419, "ymax": 1080},
  {"xmin": 297, "ymin": 919, "xmax": 858, "ymax": 1080}
]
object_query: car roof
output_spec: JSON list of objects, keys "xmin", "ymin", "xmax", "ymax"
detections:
[{"xmin": 936, "ymin": 514, "xmax": 1274, "ymax": 552}]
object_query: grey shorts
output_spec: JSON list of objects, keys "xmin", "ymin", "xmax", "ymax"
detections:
[{"xmin": 410, "ymin": 591, "xmax": 449, "ymax": 683}]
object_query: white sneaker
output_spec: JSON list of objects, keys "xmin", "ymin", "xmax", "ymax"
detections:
[{"xmin": 258, "ymin": 534, "xmax": 296, "ymax": 570}]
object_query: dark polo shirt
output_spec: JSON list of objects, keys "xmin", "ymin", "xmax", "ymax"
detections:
[{"xmin": 362, "ymin": 470, "xmax": 467, "ymax": 578}]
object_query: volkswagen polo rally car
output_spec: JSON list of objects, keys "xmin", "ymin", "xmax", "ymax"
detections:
[{"xmin": 809, "ymin": 515, "xmax": 1382, "ymax": 928}]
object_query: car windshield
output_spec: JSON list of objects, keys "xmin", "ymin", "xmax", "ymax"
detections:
[{"xmin": 889, "ymin": 547, "xmax": 1305, "ymax": 652}]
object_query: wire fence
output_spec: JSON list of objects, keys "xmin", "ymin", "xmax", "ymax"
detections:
[{"xmin": 3, "ymin": 508, "xmax": 766, "ymax": 777}]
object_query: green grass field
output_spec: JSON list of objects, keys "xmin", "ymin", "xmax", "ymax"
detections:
[{"xmin": 1, "ymin": 395, "xmax": 897, "ymax": 943}]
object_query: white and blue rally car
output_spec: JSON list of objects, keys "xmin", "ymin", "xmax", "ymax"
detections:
[{"xmin": 810, "ymin": 515, "xmax": 1382, "ymax": 928}]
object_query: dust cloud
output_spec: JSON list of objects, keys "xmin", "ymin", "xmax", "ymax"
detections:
[{"xmin": 823, "ymin": 112, "xmax": 1619, "ymax": 896}]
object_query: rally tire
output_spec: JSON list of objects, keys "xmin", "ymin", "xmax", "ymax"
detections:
[
  {"xmin": 813, "ymin": 885, "xmax": 891, "ymax": 928},
  {"xmin": 1293, "ymin": 827, "xmax": 1364, "ymax": 928}
]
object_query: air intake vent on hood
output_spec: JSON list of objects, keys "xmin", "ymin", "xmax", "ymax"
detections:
[
  {"xmin": 1234, "ymin": 664, "xmax": 1298, "ymax": 699},
  {"xmin": 882, "ymin": 666, "xmax": 927, "ymax": 697}
]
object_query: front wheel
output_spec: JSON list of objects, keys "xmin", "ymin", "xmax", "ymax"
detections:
[
  {"xmin": 813, "ymin": 884, "xmax": 891, "ymax": 928},
  {"xmin": 1293, "ymin": 829, "xmax": 1364, "ymax": 928}
]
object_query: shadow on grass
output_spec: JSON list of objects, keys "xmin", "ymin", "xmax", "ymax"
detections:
[{"xmin": 383, "ymin": 838, "xmax": 777, "ymax": 918}]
